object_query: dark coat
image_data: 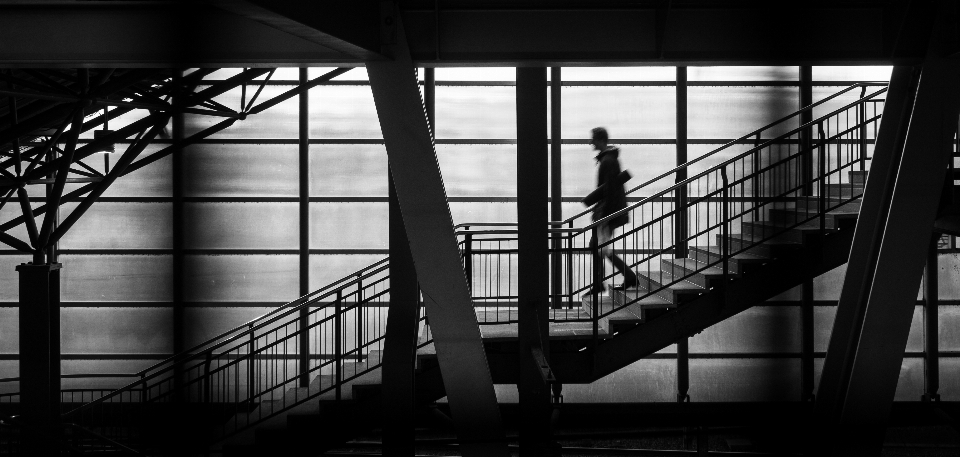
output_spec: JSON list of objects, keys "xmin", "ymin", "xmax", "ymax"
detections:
[{"xmin": 590, "ymin": 146, "xmax": 629, "ymax": 228}]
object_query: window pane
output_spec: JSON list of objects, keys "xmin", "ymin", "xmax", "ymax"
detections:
[
  {"xmin": 58, "ymin": 202, "xmax": 172, "ymax": 249},
  {"xmin": 60, "ymin": 255, "xmax": 172, "ymax": 302},
  {"xmin": 183, "ymin": 255, "xmax": 299, "ymax": 302},
  {"xmin": 61, "ymin": 308, "xmax": 172, "ymax": 354},
  {"xmin": 562, "ymin": 87, "xmax": 675, "ymax": 139},
  {"xmin": 562, "ymin": 67, "xmax": 675, "ymax": 82},
  {"xmin": 187, "ymin": 86, "xmax": 299, "ymax": 139},
  {"xmin": 310, "ymin": 203, "xmax": 387, "ymax": 249},
  {"xmin": 689, "ymin": 86, "xmax": 798, "ymax": 139},
  {"xmin": 311, "ymin": 86, "xmax": 383, "ymax": 139},
  {"xmin": 436, "ymin": 86, "xmax": 515, "ymax": 140},
  {"xmin": 437, "ymin": 145, "xmax": 517, "ymax": 197},
  {"xmin": 183, "ymin": 144, "xmax": 298, "ymax": 197},
  {"xmin": 310, "ymin": 144, "xmax": 388, "ymax": 197},
  {"xmin": 689, "ymin": 66, "xmax": 798, "ymax": 81},
  {"xmin": 184, "ymin": 203, "xmax": 299, "ymax": 249}
]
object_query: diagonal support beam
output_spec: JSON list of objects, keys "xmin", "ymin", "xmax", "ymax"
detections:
[
  {"xmin": 816, "ymin": 14, "xmax": 960, "ymax": 452},
  {"xmin": 366, "ymin": 11, "xmax": 508, "ymax": 457}
]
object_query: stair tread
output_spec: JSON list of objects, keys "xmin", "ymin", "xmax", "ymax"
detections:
[
  {"xmin": 690, "ymin": 245, "xmax": 769, "ymax": 261},
  {"xmin": 725, "ymin": 232, "xmax": 800, "ymax": 245},
  {"xmin": 667, "ymin": 257, "xmax": 728, "ymax": 275},
  {"xmin": 638, "ymin": 269, "xmax": 705, "ymax": 291}
]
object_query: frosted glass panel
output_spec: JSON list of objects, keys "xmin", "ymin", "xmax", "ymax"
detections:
[
  {"xmin": 435, "ymin": 67, "xmax": 515, "ymax": 81},
  {"xmin": 689, "ymin": 66, "xmax": 798, "ymax": 81},
  {"xmin": 940, "ymin": 358, "xmax": 960, "ymax": 400},
  {"xmin": 689, "ymin": 358, "xmax": 799, "ymax": 401},
  {"xmin": 437, "ymin": 145, "xmax": 517, "ymax": 197},
  {"xmin": 310, "ymin": 66, "xmax": 367, "ymax": 80},
  {"xmin": 562, "ymin": 144, "xmax": 678, "ymax": 199},
  {"xmin": 60, "ymin": 360, "xmax": 160, "ymax": 388},
  {"xmin": 689, "ymin": 306, "xmax": 800, "ymax": 353},
  {"xmin": 183, "ymin": 255, "xmax": 298, "ymax": 302},
  {"xmin": 0, "ymin": 255, "xmax": 29, "ymax": 302},
  {"xmin": 0, "ymin": 361, "xmax": 17, "ymax": 393},
  {"xmin": 64, "ymin": 146, "xmax": 172, "ymax": 198},
  {"xmin": 563, "ymin": 359, "xmax": 676, "ymax": 403},
  {"xmin": 562, "ymin": 87, "xmax": 675, "ymax": 140},
  {"xmin": 60, "ymin": 255, "xmax": 172, "ymax": 302},
  {"xmin": 309, "ymin": 254, "xmax": 384, "ymax": 289},
  {"xmin": 188, "ymin": 86, "xmax": 299, "ymax": 139},
  {"xmin": 183, "ymin": 144, "xmax": 298, "ymax": 197},
  {"xmin": 61, "ymin": 308, "xmax": 172, "ymax": 354},
  {"xmin": 894, "ymin": 357, "xmax": 923, "ymax": 401},
  {"xmin": 184, "ymin": 203, "xmax": 298, "ymax": 249},
  {"xmin": 689, "ymin": 87, "xmax": 799, "ymax": 139},
  {"xmin": 450, "ymin": 202, "xmax": 517, "ymax": 226},
  {"xmin": 813, "ymin": 66, "xmax": 893, "ymax": 81},
  {"xmin": 435, "ymin": 86, "xmax": 515, "ymax": 140},
  {"xmin": 0, "ymin": 308, "xmax": 17, "ymax": 353},
  {"xmin": 310, "ymin": 144, "xmax": 388, "ymax": 197},
  {"xmin": 184, "ymin": 307, "xmax": 275, "ymax": 348},
  {"xmin": 940, "ymin": 306, "xmax": 960, "ymax": 351},
  {"xmin": 562, "ymin": 67, "xmax": 676, "ymax": 82},
  {"xmin": 311, "ymin": 86, "xmax": 383, "ymax": 139},
  {"xmin": 58, "ymin": 202, "xmax": 172, "ymax": 249},
  {"xmin": 310, "ymin": 203, "xmax": 388, "ymax": 249}
]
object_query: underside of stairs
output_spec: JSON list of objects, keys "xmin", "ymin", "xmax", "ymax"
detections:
[{"xmin": 218, "ymin": 177, "xmax": 864, "ymax": 456}]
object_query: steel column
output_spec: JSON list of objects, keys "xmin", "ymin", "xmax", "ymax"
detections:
[
  {"xmin": 298, "ymin": 67, "xmax": 310, "ymax": 388},
  {"xmin": 676, "ymin": 67, "xmax": 690, "ymax": 404},
  {"xmin": 818, "ymin": 36, "xmax": 960, "ymax": 452},
  {"xmin": 172, "ymin": 71, "xmax": 186, "ymax": 397},
  {"xmin": 517, "ymin": 66, "xmax": 555, "ymax": 454},
  {"xmin": 800, "ymin": 66, "xmax": 813, "ymax": 196},
  {"xmin": 382, "ymin": 172, "xmax": 420, "ymax": 456},
  {"xmin": 922, "ymin": 236, "xmax": 940, "ymax": 402},
  {"xmin": 366, "ymin": 10, "xmax": 507, "ymax": 457},
  {"xmin": 801, "ymin": 279, "xmax": 814, "ymax": 402},
  {"xmin": 816, "ymin": 65, "xmax": 917, "ymax": 424},
  {"xmin": 551, "ymin": 67, "xmax": 562, "ymax": 310},
  {"xmin": 17, "ymin": 262, "xmax": 61, "ymax": 456}
]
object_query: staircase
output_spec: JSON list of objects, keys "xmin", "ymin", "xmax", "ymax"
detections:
[{"xmin": 55, "ymin": 82, "xmax": 887, "ymax": 456}]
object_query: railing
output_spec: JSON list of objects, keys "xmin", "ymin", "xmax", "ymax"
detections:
[{"xmin": 2, "ymin": 82, "xmax": 889, "ymax": 454}]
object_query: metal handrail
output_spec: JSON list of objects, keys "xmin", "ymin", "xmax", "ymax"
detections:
[
  {"xmin": 561, "ymin": 81, "xmax": 885, "ymax": 226},
  {"xmin": 579, "ymin": 85, "xmax": 887, "ymax": 235}
]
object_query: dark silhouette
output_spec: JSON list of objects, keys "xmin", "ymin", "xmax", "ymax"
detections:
[{"xmin": 583, "ymin": 127, "xmax": 638, "ymax": 293}]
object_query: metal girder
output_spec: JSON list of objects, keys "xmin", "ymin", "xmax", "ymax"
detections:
[
  {"xmin": 0, "ymin": 2, "xmax": 349, "ymax": 67},
  {"xmin": 207, "ymin": 0, "xmax": 383, "ymax": 60},
  {"xmin": 0, "ymin": 1, "xmax": 933, "ymax": 66},
  {"xmin": 366, "ymin": 10, "xmax": 508, "ymax": 457},
  {"xmin": 815, "ymin": 20, "xmax": 960, "ymax": 452}
]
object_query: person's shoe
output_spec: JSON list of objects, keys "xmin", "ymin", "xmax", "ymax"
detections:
[
  {"xmin": 611, "ymin": 276, "xmax": 639, "ymax": 290},
  {"xmin": 586, "ymin": 284, "xmax": 606, "ymax": 295}
]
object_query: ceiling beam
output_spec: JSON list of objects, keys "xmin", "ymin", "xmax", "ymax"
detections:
[
  {"xmin": 0, "ymin": 2, "xmax": 930, "ymax": 66},
  {"xmin": 207, "ymin": 0, "xmax": 384, "ymax": 60}
]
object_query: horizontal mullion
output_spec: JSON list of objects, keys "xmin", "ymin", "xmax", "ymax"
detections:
[
  {"xmin": 196, "ymin": 79, "xmax": 886, "ymax": 88},
  {"xmin": 37, "ymin": 138, "xmax": 876, "ymax": 146},
  {"xmin": 0, "ymin": 249, "xmax": 389, "ymax": 255}
]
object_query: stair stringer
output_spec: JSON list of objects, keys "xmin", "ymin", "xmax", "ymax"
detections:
[{"xmin": 586, "ymin": 223, "xmax": 855, "ymax": 380}]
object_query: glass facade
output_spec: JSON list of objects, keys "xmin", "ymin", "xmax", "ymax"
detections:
[{"xmin": 2, "ymin": 65, "xmax": 952, "ymax": 402}]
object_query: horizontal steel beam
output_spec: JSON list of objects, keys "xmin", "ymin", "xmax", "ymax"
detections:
[{"xmin": 0, "ymin": 2, "xmax": 929, "ymax": 66}]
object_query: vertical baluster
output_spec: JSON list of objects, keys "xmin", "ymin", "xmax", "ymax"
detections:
[
  {"xmin": 818, "ymin": 122, "xmax": 827, "ymax": 232},
  {"xmin": 464, "ymin": 229, "xmax": 473, "ymax": 292},
  {"xmin": 247, "ymin": 325, "xmax": 255, "ymax": 402},
  {"xmin": 721, "ymin": 168, "xmax": 729, "ymax": 281},
  {"xmin": 335, "ymin": 290, "xmax": 342, "ymax": 401},
  {"xmin": 567, "ymin": 222, "xmax": 574, "ymax": 309},
  {"xmin": 357, "ymin": 275, "xmax": 364, "ymax": 360},
  {"xmin": 592, "ymin": 226, "xmax": 600, "ymax": 350},
  {"xmin": 203, "ymin": 351, "xmax": 212, "ymax": 403}
]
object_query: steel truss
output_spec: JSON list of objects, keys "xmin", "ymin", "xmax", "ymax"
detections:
[{"xmin": 0, "ymin": 66, "xmax": 348, "ymax": 260}]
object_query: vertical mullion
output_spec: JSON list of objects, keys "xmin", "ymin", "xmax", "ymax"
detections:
[
  {"xmin": 172, "ymin": 70, "xmax": 185, "ymax": 401},
  {"xmin": 550, "ymin": 67, "xmax": 562, "ymax": 309},
  {"xmin": 299, "ymin": 67, "xmax": 311, "ymax": 388},
  {"xmin": 675, "ymin": 66, "xmax": 690, "ymax": 403}
]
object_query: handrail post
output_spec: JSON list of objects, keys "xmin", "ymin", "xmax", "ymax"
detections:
[
  {"xmin": 299, "ymin": 297, "xmax": 310, "ymax": 388},
  {"xmin": 247, "ymin": 325, "xmax": 255, "ymax": 402},
  {"xmin": 859, "ymin": 91, "xmax": 868, "ymax": 172},
  {"xmin": 357, "ymin": 275, "xmax": 364, "ymax": 360},
  {"xmin": 464, "ymin": 229, "xmax": 473, "ymax": 293},
  {"xmin": 335, "ymin": 290, "xmax": 342, "ymax": 402},
  {"xmin": 592, "ymin": 226, "xmax": 600, "ymax": 350},
  {"xmin": 753, "ymin": 133, "xmax": 762, "ymax": 222},
  {"xmin": 203, "ymin": 351, "xmax": 212, "ymax": 403},
  {"xmin": 566, "ymin": 221, "xmax": 574, "ymax": 309},
  {"xmin": 818, "ymin": 122, "xmax": 827, "ymax": 232},
  {"xmin": 721, "ymin": 167, "xmax": 729, "ymax": 282}
]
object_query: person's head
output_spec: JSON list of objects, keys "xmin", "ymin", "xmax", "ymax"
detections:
[{"xmin": 591, "ymin": 127, "xmax": 609, "ymax": 151}]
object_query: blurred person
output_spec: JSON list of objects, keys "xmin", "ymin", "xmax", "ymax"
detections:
[{"xmin": 583, "ymin": 127, "xmax": 638, "ymax": 294}]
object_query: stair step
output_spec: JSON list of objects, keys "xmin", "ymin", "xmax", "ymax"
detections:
[
  {"xmin": 824, "ymin": 183, "xmax": 863, "ymax": 199},
  {"xmin": 795, "ymin": 196, "xmax": 861, "ymax": 212},
  {"xmin": 688, "ymin": 245, "xmax": 768, "ymax": 275},
  {"xmin": 767, "ymin": 207, "xmax": 859, "ymax": 229},
  {"xmin": 741, "ymin": 220, "xmax": 832, "ymax": 243},
  {"xmin": 661, "ymin": 257, "xmax": 728, "ymax": 288},
  {"xmin": 636, "ymin": 270, "xmax": 705, "ymax": 304},
  {"xmin": 849, "ymin": 170, "xmax": 867, "ymax": 185}
]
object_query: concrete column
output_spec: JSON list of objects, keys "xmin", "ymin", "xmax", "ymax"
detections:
[
  {"xmin": 517, "ymin": 66, "xmax": 555, "ymax": 455},
  {"xmin": 382, "ymin": 172, "xmax": 420, "ymax": 456},
  {"xmin": 18, "ymin": 262, "xmax": 61, "ymax": 455}
]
